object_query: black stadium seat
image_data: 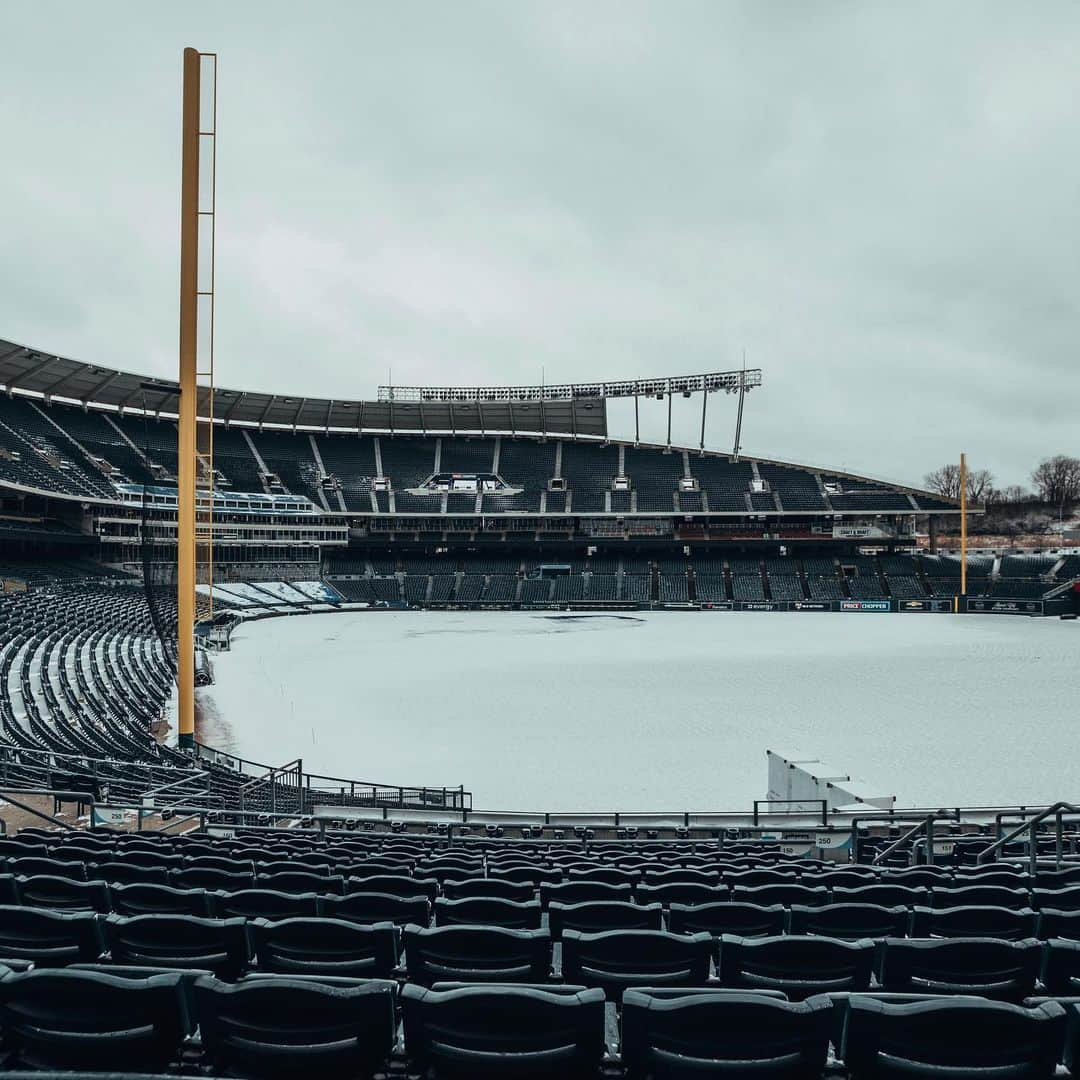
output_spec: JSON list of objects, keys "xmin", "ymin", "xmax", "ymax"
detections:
[
  {"xmin": 637, "ymin": 883, "xmax": 728, "ymax": 908},
  {"xmin": 548, "ymin": 900, "xmax": 663, "ymax": 939},
  {"xmin": 91, "ymin": 862, "xmax": 170, "ymax": 886},
  {"xmin": 442, "ymin": 878, "xmax": 535, "ymax": 903},
  {"xmin": 788, "ymin": 903, "xmax": 909, "ymax": 940},
  {"xmin": 14, "ymin": 875, "xmax": 111, "ymax": 913},
  {"xmin": 1038, "ymin": 908, "xmax": 1080, "ymax": 940},
  {"xmin": 258, "ymin": 871, "xmax": 344, "ymax": 895},
  {"xmin": 0, "ymin": 968, "xmax": 187, "ymax": 1072},
  {"xmin": 401, "ymin": 983, "xmax": 606, "ymax": 1078},
  {"xmin": 109, "ymin": 882, "xmax": 212, "ymax": 916},
  {"xmin": 540, "ymin": 880, "xmax": 633, "ymax": 909},
  {"xmin": 102, "ymin": 914, "xmax": 249, "ymax": 979},
  {"xmin": 668, "ymin": 901, "xmax": 787, "ymax": 939},
  {"xmin": 433, "ymin": 896, "xmax": 542, "ymax": 930},
  {"xmin": 842, "ymin": 995, "xmax": 1065, "ymax": 1080},
  {"xmin": 347, "ymin": 873, "xmax": 437, "ymax": 901},
  {"xmin": 0, "ymin": 906, "xmax": 102, "ymax": 966},
  {"xmin": 320, "ymin": 891, "xmax": 431, "ymax": 927},
  {"xmin": 621, "ymin": 988, "xmax": 833, "ymax": 1079},
  {"xmin": 731, "ymin": 884, "xmax": 829, "ymax": 907},
  {"xmin": 195, "ymin": 975, "xmax": 397, "ymax": 1079},
  {"xmin": 249, "ymin": 917, "xmax": 398, "ymax": 978},
  {"xmin": 719, "ymin": 934, "xmax": 875, "ymax": 999},
  {"xmin": 1041, "ymin": 938, "xmax": 1080, "ymax": 994},
  {"xmin": 877, "ymin": 937, "xmax": 1042, "ymax": 1001},
  {"xmin": 403, "ymin": 924, "xmax": 551, "ymax": 986},
  {"xmin": 929, "ymin": 885, "xmax": 1029, "ymax": 909},
  {"xmin": 910, "ymin": 904, "xmax": 1038, "ymax": 941},
  {"xmin": 561, "ymin": 929, "xmax": 712, "ymax": 998},
  {"xmin": 210, "ymin": 889, "xmax": 320, "ymax": 920}
]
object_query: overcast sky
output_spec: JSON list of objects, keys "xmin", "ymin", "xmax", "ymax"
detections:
[{"xmin": 2, "ymin": 1, "xmax": 1078, "ymax": 487}]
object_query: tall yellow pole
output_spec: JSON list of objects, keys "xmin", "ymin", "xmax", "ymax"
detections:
[
  {"xmin": 959, "ymin": 452, "xmax": 968, "ymax": 601},
  {"xmin": 177, "ymin": 47, "xmax": 200, "ymax": 750}
]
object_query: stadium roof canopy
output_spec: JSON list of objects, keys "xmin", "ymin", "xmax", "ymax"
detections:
[{"xmin": 0, "ymin": 338, "xmax": 764, "ymax": 440}]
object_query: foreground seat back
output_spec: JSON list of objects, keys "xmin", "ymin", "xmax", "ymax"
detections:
[
  {"xmin": 561, "ymin": 929, "xmax": 712, "ymax": 998},
  {"xmin": 0, "ymin": 906, "xmax": 101, "ymax": 966},
  {"xmin": 195, "ymin": 975, "xmax": 396, "ymax": 1079},
  {"xmin": 0, "ymin": 968, "xmax": 186, "ymax": 1072},
  {"xmin": 103, "ymin": 914, "xmax": 249, "ymax": 979},
  {"xmin": 250, "ymin": 917, "xmax": 398, "ymax": 978},
  {"xmin": 843, "ymin": 995, "xmax": 1065, "ymax": 1080},
  {"xmin": 401, "ymin": 982, "xmax": 605, "ymax": 1078},
  {"xmin": 621, "ymin": 988, "xmax": 832, "ymax": 1079},
  {"xmin": 878, "ymin": 937, "xmax": 1042, "ymax": 1000},
  {"xmin": 403, "ymin": 924, "xmax": 550, "ymax": 987},
  {"xmin": 720, "ymin": 934, "xmax": 874, "ymax": 1000}
]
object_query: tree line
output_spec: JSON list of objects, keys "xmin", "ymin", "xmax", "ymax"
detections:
[{"xmin": 924, "ymin": 454, "xmax": 1080, "ymax": 513}]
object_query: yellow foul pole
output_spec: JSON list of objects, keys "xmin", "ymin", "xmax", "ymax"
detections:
[
  {"xmin": 959, "ymin": 452, "xmax": 968, "ymax": 601},
  {"xmin": 177, "ymin": 47, "xmax": 200, "ymax": 750}
]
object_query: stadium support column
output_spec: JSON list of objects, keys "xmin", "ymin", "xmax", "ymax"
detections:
[{"xmin": 177, "ymin": 47, "xmax": 200, "ymax": 750}]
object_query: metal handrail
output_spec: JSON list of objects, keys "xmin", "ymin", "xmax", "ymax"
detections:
[
  {"xmin": 977, "ymin": 801, "xmax": 1080, "ymax": 873},
  {"xmin": 870, "ymin": 812, "xmax": 954, "ymax": 866}
]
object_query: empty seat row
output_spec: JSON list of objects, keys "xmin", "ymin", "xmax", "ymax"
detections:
[
  {"xmin": 0, "ymin": 965, "xmax": 1078, "ymax": 1078},
  {"xmin": 9, "ymin": 907, "xmax": 1080, "ymax": 1000}
]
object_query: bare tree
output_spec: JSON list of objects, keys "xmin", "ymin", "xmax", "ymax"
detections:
[
  {"xmin": 1031, "ymin": 455, "xmax": 1080, "ymax": 513},
  {"xmin": 924, "ymin": 464, "xmax": 961, "ymax": 500},
  {"xmin": 997, "ymin": 484, "xmax": 1033, "ymax": 504},
  {"xmin": 923, "ymin": 463, "xmax": 995, "ymax": 503}
]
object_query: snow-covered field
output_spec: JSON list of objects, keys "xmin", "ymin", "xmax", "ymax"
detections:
[{"xmin": 197, "ymin": 610, "xmax": 1077, "ymax": 812}]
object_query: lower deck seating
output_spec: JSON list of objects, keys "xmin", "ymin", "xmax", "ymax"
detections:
[{"xmin": 0, "ymin": 826, "xmax": 1079, "ymax": 1075}]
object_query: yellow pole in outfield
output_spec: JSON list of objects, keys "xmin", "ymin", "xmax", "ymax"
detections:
[
  {"xmin": 177, "ymin": 47, "xmax": 201, "ymax": 750},
  {"xmin": 959, "ymin": 452, "xmax": 968, "ymax": 603}
]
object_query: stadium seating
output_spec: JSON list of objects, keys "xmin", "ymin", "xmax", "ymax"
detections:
[
  {"xmin": 842, "ymin": 996, "xmax": 1065, "ymax": 1079},
  {"xmin": 196, "ymin": 975, "xmax": 397, "ymax": 1078},
  {"xmin": 561, "ymin": 928, "xmax": 713, "ymax": 997},
  {"xmin": 401, "ymin": 983, "xmax": 606, "ymax": 1078},
  {"xmin": 718, "ymin": 934, "xmax": 875, "ymax": 997},
  {"xmin": 621, "ymin": 988, "xmax": 833, "ymax": 1078}
]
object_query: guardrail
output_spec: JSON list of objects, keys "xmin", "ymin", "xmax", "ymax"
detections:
[{"xmin": 977, "ymin": 801, "xmax": 1080, "ymax": 873}]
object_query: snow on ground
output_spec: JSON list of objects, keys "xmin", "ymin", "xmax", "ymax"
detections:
[{"xmin": 196, "ymin": 610, "xmax": 1077, "ymax": 813}]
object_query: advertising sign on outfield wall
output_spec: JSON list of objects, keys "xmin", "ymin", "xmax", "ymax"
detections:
[
  {"xmin": 790, "ymin": 601, "xmax": 831, "ymax": 612},
  {"xmin": 967, "ymin": 598, "xmax": 1044, "ymax": 615},
  {"xmin": 839, "ymin": 599, "xmax": 891, "ymax": 612},
  {"xmin": 740, "ymin": 601, "xmax": 779, "ymax": 612},
  {"xmin": 899, "ymin": 598, "xmax": 954, "ymax": 613}
]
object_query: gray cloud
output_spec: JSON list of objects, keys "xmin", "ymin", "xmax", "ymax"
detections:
[{"xmin": 2, "ymin": 0, "xmax": 1078, "ymax": 487}]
